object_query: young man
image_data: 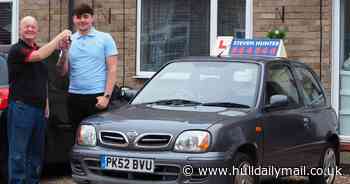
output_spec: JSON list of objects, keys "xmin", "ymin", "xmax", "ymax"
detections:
[
  {"xmin": 56, "ymin": 3, "xmax": 118, "ymax": 133},
  {"xmin": 7, "ymin": 16, "xmax": 71, "ymax": 184}
]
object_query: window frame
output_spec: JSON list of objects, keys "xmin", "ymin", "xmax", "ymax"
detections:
[
  {"xmin": 0, "ymin": 0, "xmax": 18, "ymax": 44},
  {"xmin": 264, "ymin": 62, "xmax": 303, "ymax": 110},
  {"xmin": 136, "ymin": 0, "xmax": 253, "ymax": 78},
  {"xmin": 293, "ymin": 64, "xmax": 327, "ymax": 107}
]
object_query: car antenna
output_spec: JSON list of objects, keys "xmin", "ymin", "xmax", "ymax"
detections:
[{"xmin": 217, "ymin": 50, "xmax": 225, "ymax": 58}]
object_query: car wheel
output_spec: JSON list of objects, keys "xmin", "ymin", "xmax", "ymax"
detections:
[
  {"xmin": 309, "ymin": 146, "xmax": 337, "ymax": 184},
  {"xmin": 233, "ymin": 152, "xmax": 257, "ymax": 184}
]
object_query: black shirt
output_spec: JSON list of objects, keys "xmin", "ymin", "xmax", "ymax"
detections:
[{"xmin": 7, "ymin": 39, "xmax": 48, "ymax": 108}]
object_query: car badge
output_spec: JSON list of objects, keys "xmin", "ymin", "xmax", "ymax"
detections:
[{"xmin": 126, "ymin": 131, "xmax": 138, "ymax": 140}]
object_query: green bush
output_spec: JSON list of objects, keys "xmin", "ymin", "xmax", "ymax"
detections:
[{"xmin": 266, "ymin": 28, "xmax": 287, "ymax": 39}]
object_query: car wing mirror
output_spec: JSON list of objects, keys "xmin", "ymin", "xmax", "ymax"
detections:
[
  {"xmin": 264, "ymin": 94, "xmax": 289, "ymax": 111},
  {"xmin": 121, "ymin": 87, "xmax": 139, "ymax": 101}
]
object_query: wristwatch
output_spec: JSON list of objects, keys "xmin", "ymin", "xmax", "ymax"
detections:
[{"xmin": 104, "ymin": 94, "xmax": 111, "ymax": 99}]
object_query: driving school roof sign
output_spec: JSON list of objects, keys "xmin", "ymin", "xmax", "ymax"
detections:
[{"xmin": 214, "ymin": 37, "xmax": 287, "ymax": 58}]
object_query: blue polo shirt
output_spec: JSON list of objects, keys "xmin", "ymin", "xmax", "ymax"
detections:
[{"xmin": 68, "ymin": 28, "xmax": 118, "ymax": 94}]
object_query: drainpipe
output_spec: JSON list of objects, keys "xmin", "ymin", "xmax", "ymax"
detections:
[
  {"xmin": 122, "ymin": 0, "xmax": 126, "ymax": 87},
  {"xmin": 48, "ymin": 0, "xmax": 51, "ymax": 40},
  {"xmin": 319, "ymin": 0, "xmax": 323, "ymax": 80},
  {"xmin": 60, "ymin": 0, "xmax": 62, "ymax": 31},
  {"xmin": 68, "ymin": 0, "xmax": 75, "ymax": 30}
]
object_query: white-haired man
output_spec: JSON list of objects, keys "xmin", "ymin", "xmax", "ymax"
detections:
[{"xmin": 7, "ymin": 16, "xmax": 71, "ymax": 184}]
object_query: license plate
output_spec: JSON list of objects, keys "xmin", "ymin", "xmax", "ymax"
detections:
[{"xmin": 100, "ymin": 156, "xmax": 154, "ymax": 173}]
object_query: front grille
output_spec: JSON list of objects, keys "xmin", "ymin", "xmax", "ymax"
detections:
[
  {"xmin": 135, "ymin": 134, "xmax": 172, "ymax": 148},
  {"xmin": 84, "ymin": 159, "xmax": 180, "ymax": 181},
  {"xmin": 99, "ymin": 131, "xmax": 128, "ymax": 147}
]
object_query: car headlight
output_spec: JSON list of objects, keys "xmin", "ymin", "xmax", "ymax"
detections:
[
  {"xmin": 174, "ymin": 131, "xmax": 210, "ymax": 152},
  {"xmin": 77, "ymin": 125, "xmax": 96, "ymax": 146}
]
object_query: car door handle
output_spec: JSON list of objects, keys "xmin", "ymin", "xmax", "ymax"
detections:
[
  {"xmin": 303, "ymin": 117, "xmax": 310, "ymax": 123},
  {"xmin": 303, "ymin": 118, "xmax": 311, "ymax": 128}
]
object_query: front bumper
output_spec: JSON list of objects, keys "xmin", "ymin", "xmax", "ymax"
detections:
[{"xmin": 71, "ymin": 146, "xmax": 232, "ymax": 184}]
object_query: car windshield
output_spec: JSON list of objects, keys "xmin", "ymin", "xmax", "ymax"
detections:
[
  {"xmin": 132, "ymin": 61, "xmax": 261, "ymax": 108},
  {"xmin": 0, "ymin": 55, "xmax": 8, "ymax": 86}
]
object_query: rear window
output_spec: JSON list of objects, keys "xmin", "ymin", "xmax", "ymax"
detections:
[{"xmin": 0, "ymin": 55, "xmax": 8, "ymax": 85}]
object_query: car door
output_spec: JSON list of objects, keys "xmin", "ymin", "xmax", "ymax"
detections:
[
  {"xmin": 0, "ymin": 54, "xmax": 8, "ymax": 183},
  {"xmin": 46, "ymin": 51, "xmax": 75, "ymax": 163},
  {"xmin": 262, "ymin": 62, "xmax": 310, "ymax": 168},
  {"xmin": 293, "ymin": 64, "xmax": 333, "ymax": 168}
]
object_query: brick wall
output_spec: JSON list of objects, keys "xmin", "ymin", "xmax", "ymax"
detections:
[
  {"xmin": 19, "ymin": 0, "xmax": 333, "ymax": 92},
  {"xmin": 254, "ymin": 0, "xmax": 332, "ymax": 94},
  {"xmin": 86, "ymin": 0, "xmax": 143, "ymax": 88},
  {"xmin": 19, "ymin": 0, "xmax": 143, "ymax": 89}
]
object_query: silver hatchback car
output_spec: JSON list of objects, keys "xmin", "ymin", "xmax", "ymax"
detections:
[{"xmin": 71, "ymin": 56, "xmax": 339, "ymax": 184}]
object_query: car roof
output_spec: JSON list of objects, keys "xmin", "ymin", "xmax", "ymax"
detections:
[
  {"xmin": 171, "ymin": 55, "xmax": 309, "ymax": 68},
  {"xmin": 0, "ymin": 44, "xmax": 10, "ymax": 58},
  {"xmin": 0, "ymin": 44, "xmax": 10, "ymax": 53},
  {"xmin": 172, "ymin": 55, "xmax": 287, "ymax": 64}
]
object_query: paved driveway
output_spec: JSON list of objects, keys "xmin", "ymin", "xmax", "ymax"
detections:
[
  {"xmin": 41, "ymin": 175, "xmax": 350, "ymax": 184},
  {"xmin": 40, "ymin": 164, "xmax": 350, "ymax": 184}
]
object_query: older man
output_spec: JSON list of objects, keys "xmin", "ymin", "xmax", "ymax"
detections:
[{"xmin": 7, "ymin": 16, "xmax": 71, "ymax": 184}]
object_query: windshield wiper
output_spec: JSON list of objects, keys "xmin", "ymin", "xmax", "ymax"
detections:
[
  {"xmin": 146, "ymin": 99, "xmax": 202, "ymax": 106},
  {"xmin": 201, "ymin": 102, "xmax": 250, "ymax": 108},
  {"xmin": 146, "ymin": 100, "xmax": 250, "ymax": 108}
]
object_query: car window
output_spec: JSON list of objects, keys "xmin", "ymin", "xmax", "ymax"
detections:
[
  {"xmin": 266, "ymin": 64, "xmax": 299, "ymax": 106},
  {"xmin": 294, "ymin": 66, "xmax": 326, "ymax": 106},
  {"xmin": 0, "ymin": 55, "xmax": 8, "ymax": 86},
  {"xmin": 132, "ymin": 61, "xmax": 261, "ymax": 107}
]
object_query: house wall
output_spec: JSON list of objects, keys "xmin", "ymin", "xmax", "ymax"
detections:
[
  {"xmin": 20, "ymin": 0, "xmax": 143, "ymax": 88},
  {"xmin": 254, "ymin": 0, "xmax": 332, "ymax": 94},
  {"xmin": 19, "ymin": 0, "xmax": 333, "ymax": 92}
]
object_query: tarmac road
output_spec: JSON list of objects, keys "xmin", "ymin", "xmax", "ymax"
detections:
[
  {"xmin": 40, "ymin": 164, "xmax": 350, "ymax": 184},
  {"xmin": 41, "ymin": 176, "xmax": 350, "ymax": 184}
]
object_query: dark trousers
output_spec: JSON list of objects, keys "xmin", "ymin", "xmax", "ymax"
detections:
[
  {"xmin": 67, "ymin": 93, "xmax": 105, "ymax": 137},
  {"xmin": 7, "ymin": 101, "xmax": 46, "ymax": 184}
]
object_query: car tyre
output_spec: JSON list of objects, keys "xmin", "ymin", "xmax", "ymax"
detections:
[
  {"xmin": 309, "ymin": 146, "xmax": 337, "ymax": 184},
  {"xmin": 233, "ymin": 152, "xmax": 257, "ymax": 184}
]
